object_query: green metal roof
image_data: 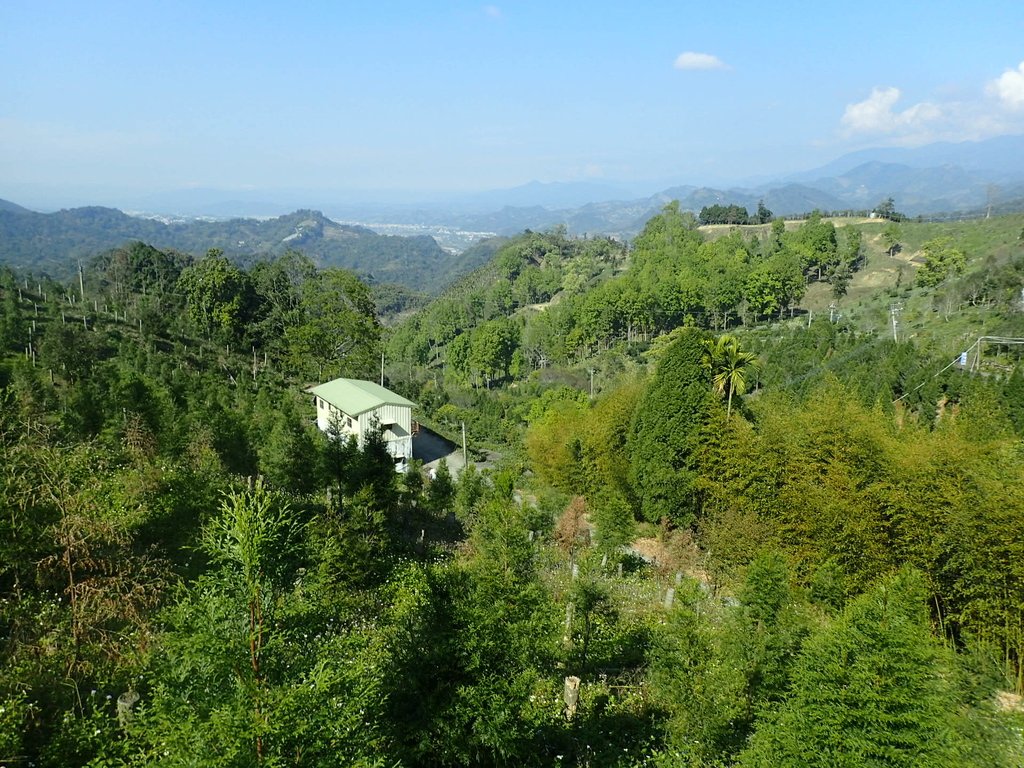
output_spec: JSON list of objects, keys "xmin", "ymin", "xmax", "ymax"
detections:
[{"xmin": 310, "ymin": 378, "xmax": 415, "ymax": 417}]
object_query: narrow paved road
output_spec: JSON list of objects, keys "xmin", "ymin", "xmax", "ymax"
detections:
[{"xmin": 413, "ymin": 426, "xmax": 466, "ymax": 476}]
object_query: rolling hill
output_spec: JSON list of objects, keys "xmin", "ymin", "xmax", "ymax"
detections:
[{"xmin": 0, "ymin": 205, "xmax": 489, "ymax": 293}]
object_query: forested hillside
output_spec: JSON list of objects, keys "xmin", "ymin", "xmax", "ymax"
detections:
[
  {"xmin": 0, "ymin": 206, "xmax": 479, "ymax": 293},
  {"xmin": 1, "ymin": 205, "xmax": 1023, "ymax": 766}
]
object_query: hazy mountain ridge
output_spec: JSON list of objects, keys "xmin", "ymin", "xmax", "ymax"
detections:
[
  {"xmin": 5, "ymin": 135, "xmax": 1024, "ymax": 285},
  {"xmin": 0, "ymin": 206, "xmax": 481, "ymax": 293},
  {"xmin": 429, "ymin": 135, "xmax": 1024, "ymax": 235}
]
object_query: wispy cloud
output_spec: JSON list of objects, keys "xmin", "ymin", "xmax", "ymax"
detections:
[
  {"xmin": 673, "ymin": 52, "xmax": 726, "ymax": 71},
  {"xmin": 988, "ymin": 61, "xmax": 1024, "ymax": 110}
]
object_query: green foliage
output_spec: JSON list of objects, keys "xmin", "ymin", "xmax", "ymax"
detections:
[
  {"xmin": 257, "ymin": 408, "xmax": 319, "ymax": 494},
  {"xmin": 649, "ymin": 581, "xmax": 750, "ymax": 764},
  {"xmin": 578, "ymin": 378, "xmax": 643, "ymax": 498},
  {"xmin": 384, "ymin": 496, "xmax": 557, "ymax": 766},
  {"xmin": 426, "ymin": 457, "xmax": 455, "ymax": 515},
  {"xmin": 2, "ymin": 203, "xmax": 1024, "ymax": 765},
  {"xmin": 178, "ymin": 248, "xmax": 257, "ymax": 341},
  {"xmin": 92, "ymin": 240, "xmax": 191, "ymax": 298},
  {"xmin": 699, "ymin": 203, "xmax": 751, "ymax": 225},
  {"xmin": 281, "ymin": 267, "xmax": 381, "ymax": 380},
  {"xmin": 873, "ymin": 196, "xmax": 905, "ymax": 222},
  {"xmin": 881, "ymin": 221, "xmax": 902, "ymax": 257},
  {"xmin": 1004, "ymin": 364, "xmax": 1024, "ymax": 435},
  {"xmin": 38, "ymin": 322, "xmax": 102, "ymax": 382},
  {"xmin": 201, "ymin": 479, "xmax": 300, "ymax": 605},
  {"xmin": 525, "ymin": 397, "xmax": 588, "ymax": 493},
  {"xmin": 704, "ymin": 333, "xmax": 759, "ymax": 417},
  {"xmin": 0, "ymin": 207, "xmax": 458, "ymax": 293},
  {"xmin": 590, "ymin": 492, "xmax": 636, "ymax": 552},
  {"xmin": 629, "ymin": 328, "xmax": 713, "ymax": 526},
  {"xmin": 740, "ymin": 569, "xmax": 1001, "ymax": 768},
  {"xmin": 917, "ymin": 235, "xmax": 967, "ymax": 287},
  {"xmin": 649, "ymin": 553, "xmax": 811, "ymax": 766}
]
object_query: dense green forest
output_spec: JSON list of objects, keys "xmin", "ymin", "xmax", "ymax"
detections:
[{"xmin": 1, "ymin": 206, "xmax": 1024, "ymax": 766}]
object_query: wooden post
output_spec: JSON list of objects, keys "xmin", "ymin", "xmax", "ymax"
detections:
[
  {"xmin": 117, "ymin": 691, "xmax": 140, "ymax": 728},
  {"xmin": 563, "ymin": 676, "xmax": 581, "ymax": 720}
]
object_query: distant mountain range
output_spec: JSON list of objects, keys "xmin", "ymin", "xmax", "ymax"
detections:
[
  {"xmin": 4, "ymin": 134, "xmax": 1024, "ymax": 290},
  {"xmin": 0, "ymin": 206, "xmax": 468, "ymax": 293},
  {"xmin": 433, "ymin": 135, "xmax": 1024, "ymax": 236}
]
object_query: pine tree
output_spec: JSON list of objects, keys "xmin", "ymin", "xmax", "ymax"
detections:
[
  {"xmin": 741, "ymin": 569, "xmax": 967, "ymax": 768},
  {"xmin": 628, "ymin": 328, "xmax": 713, "ymax": 526}
]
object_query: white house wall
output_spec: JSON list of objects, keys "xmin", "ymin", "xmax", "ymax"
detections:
[
  {"xmin": 315, "ymin": 398, "xmax": 361, "ymax": 441},
  {"xmin": 357, "ymin": 405, "xmax": 412, "ymax": 463}
]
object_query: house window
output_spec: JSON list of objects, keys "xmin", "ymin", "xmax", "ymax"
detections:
[{"xmin": 347, "ymin": 416, "xmax": 353, "ymax": 428}]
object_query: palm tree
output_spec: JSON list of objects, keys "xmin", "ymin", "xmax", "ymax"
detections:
[{"xmin": 703, "ymin": 334, "xmax": 759, "ymax": 418}]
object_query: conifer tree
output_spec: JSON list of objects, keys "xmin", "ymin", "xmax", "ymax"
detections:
[
  {"xmin": 628, "ymin": 328, "xmax": 713, "ymax": 526},
  {"xmin": 741, "ymin": 569, "xmax": 971, "ymax": 768}
]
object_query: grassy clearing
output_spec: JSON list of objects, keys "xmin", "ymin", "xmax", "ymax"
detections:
[{"xmin": 800, "ymin": 213, "xmax": 1024, "ymax": 357}]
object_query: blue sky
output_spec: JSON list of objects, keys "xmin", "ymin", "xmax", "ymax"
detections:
[{"xmin": 3, "ymin": 1, "xmax": 1024, "ymax": 207}]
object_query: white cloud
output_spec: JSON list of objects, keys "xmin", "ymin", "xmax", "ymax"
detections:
[
  {"xmin": 835, "ymin": 63, "xmax": 1024, "ymax": 149},
  {"xmin": 840, "ymin": 87, "xmax": 942, "ymax": 138},
  {"xmin": 988, "ymin": 61, "xmax": 1024, "ymax": 110},
  {"xmin": 673, "ymin": 52, "xmax": 726, "ymax": 71}
]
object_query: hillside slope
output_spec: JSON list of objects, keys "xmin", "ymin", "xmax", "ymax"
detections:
[{"xmin": 0, "ymin": 206, "xmax": 476, "ymax": 293}]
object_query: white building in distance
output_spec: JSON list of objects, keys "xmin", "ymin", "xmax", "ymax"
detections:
[{"xmin": 310, "ymin": 378, "xmax": 416, "ymax": 471}]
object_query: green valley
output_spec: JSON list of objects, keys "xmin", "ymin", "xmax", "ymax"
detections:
[{"xmin": 1, "ymin": 202, "xmax": 1023, "ymax": 766}]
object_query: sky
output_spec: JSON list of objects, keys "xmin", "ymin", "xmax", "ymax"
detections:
[{"xmin": 3, "ymin": 0, "xmax": 1024, "ymax": 209}]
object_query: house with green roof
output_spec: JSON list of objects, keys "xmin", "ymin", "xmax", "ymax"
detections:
[{"xmin": 310, "ymin": 378, "xmax": 416, "ymax": 470}]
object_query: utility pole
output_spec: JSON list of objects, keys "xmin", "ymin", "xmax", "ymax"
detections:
[
  {"xmin": 380, "ymin": 351, "xmax": 385, "ymax": 386},
  {"xmin": 889, "ymin": 303, "xmax": 902, "ymax": 343},
  {"xmin": 588, "ymin": 368, "xmax": 595, "ymax": 398},
  {"xmin": 78, "ymin": 260, "xmax": 86, "ymax": 303}
]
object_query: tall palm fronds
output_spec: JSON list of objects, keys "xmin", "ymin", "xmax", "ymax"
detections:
[{"xmin": 703, "ymin": 334, "xmax": 759, "ymax": 417}]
